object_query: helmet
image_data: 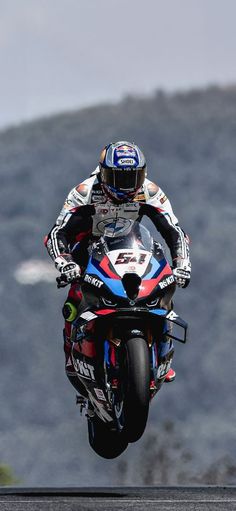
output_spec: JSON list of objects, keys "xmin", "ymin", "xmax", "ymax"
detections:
[{"xmin": 99, "ymin": 141, "xmax": 146, "ymax": 202}]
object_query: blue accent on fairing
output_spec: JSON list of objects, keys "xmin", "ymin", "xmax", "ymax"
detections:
[
  {"xmin": 88, "ymin": 257, "xmax": 110, "ymax": 279},
  {"xmin": 151, "ymin": 343, "xmax": 158, "ymax": 371},
  {"xmin": 91, "ymin": 253, "xmax": 166, "ymax": 281},
  {"xmin": 104, "ymin": 340, "xmax": 110, "ymax": 366},
  {"xmin": 144, "ymin": 256, "xmax": 167, "ymax": 279},
  {"xmin": 86, "ymin": 259, "xmax": 127, "ymax": 298},
  {"xmin": 149, "ymin": 308, "xmax": 168, "ymax": 317},
  {"xmin": 158, "ymin": 339, "xmax": 174, "ymax": 358}
]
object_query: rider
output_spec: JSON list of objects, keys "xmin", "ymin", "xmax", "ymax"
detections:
[{"xmin": 45, "ymin": 141, "xmax": 191, "ymax": 391}]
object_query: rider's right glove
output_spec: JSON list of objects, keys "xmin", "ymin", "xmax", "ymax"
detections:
[
  {"xmin": 55, "ymin": 256, "xmax": 81, "ymax": 283},
  {"xmin": 172, "ymin": 258, "xmax": 191, "ymax": 288}
]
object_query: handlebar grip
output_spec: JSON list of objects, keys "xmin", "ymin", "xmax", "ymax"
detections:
[
  {"xmin": 56, "ymin": 275, "xmax": 81, "ymax": 289},
  {"xmin": 56, "ymin": 276, "xmax": 68, "ymax": 288}
]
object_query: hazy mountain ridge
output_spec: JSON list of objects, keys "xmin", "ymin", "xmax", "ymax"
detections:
[{"xmin": 0, "ymin": 86, "xmax": 235, "ymax": 485}]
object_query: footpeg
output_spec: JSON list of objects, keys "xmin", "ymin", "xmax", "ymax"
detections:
[{"xmin": 76, "ymin": 395, "xmax": 86, "ymax": 415}]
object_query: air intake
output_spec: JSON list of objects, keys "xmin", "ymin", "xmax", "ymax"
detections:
[{"xmin": 122, "ymin": 273, "xmax": 141, "ymax": 301}]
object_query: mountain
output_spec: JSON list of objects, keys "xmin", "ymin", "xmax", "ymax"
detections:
[{"xmin": 0, "ymin": 86, "xmax": 235, "ymax": 485}]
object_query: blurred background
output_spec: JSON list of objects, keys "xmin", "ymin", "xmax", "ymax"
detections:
[{"xmin": 0, "ymin": 0, "xmax": 235, "ymax": 486}]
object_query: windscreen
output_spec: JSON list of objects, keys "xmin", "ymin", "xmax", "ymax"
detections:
[{"xmin": 103, "ymin": 223, "xmax": 154, "ymax": 253}]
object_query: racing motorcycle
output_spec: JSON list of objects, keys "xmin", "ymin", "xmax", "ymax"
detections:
[{"xmin": 57, "ymin": 222, "xmax": 188, "ymax": 459}]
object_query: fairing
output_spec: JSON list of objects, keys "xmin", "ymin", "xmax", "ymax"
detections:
[{"xmin": 82, "ymin": 223, "xmax": 175, "ymax": 302}]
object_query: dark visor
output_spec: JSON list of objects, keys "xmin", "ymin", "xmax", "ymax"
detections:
[{"xmin": 103, "ymin": 167, "xmax": 145, "ymax": 191}]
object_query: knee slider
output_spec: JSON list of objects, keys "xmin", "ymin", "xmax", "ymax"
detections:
[{"xmin": 62, "ymin": 301, "xmax": 78, "ymax": 322}]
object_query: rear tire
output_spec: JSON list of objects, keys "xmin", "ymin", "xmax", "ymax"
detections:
[
  {"xmin": 87, "ymin": 416, "xmax": 128, "ymax": 459},
  {"xmin": 122, "ymin": 337, "xmax": 150, "ymax": 443}
]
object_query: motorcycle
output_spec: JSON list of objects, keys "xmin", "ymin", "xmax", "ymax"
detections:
[{"xmin": 57, "ymin": 222, "xmax": 188, "ymax": 459}]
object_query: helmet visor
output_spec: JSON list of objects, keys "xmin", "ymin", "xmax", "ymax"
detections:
[{"xmin": 102, "ymin": 167, "xmax": 145, "ymax": 192}]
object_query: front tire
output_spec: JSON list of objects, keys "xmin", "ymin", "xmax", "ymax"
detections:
[{"xmin": 122, "ymin": 337, "xmax": 150, "ymax": 443}]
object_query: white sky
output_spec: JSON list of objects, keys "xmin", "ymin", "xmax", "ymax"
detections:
[{"xmin": 1, "ymin": 0, "xmax": 236, "ymax": 128}]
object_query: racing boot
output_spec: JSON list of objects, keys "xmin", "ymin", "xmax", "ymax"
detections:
[{"xmin": 164, "ymin": 367, "xmax": 176, "ymax": 382}]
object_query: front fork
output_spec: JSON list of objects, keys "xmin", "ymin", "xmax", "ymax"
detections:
[
  {"xmin": 103, "ymin": 321, "xmax": 174, "ymax": 401},
  {"xmin": 150, "ymin": 320, "xmax": 174, "ymax": 397}
]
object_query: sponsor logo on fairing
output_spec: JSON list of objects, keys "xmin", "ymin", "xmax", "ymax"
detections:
[
  {"xmin": 166, "ymin": 310, "xmax": 179, "ymax": 320},
  {"xmin": 94, "ymin": 388, "xmax": 106, "ymax": 401},
  {"xmin": 159, "ymin": 275, "xmax": 175, "ymax": 289},
  {"xmin": 80, "ymin": 311, "xmax": 97, "ymax": 321},
  {"xmin": 84, "ymin": 274, "xmax": 103, "ymax": 288},
  {"xmin": 74, "ymin": 360, "xmax": 95, "ymax": 380},
  {"xmin": 115, "ymin": 252, "xmax": 147, "ymax": 265}
]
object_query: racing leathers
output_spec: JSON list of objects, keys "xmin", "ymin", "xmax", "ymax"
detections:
[{"xmin": 45, "ymin": 167, "xmax": 191, "ymax": 391}]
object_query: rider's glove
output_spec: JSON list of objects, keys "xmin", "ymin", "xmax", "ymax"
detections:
[
  {"xmin": 172, "ymin": 258, "xmax": 191, "ymax": 288},
  {"xmin": 55, "ymin": 256, "xmax": 81, "ymax": 283}
]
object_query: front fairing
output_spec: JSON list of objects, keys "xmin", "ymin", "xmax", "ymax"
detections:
[
  {"xmin": 74, "ymin": 306, "xmax": 188, "ymax": 345},
  {"xmin": 81, "ymin": 224, "xmax": 175, "ymax": 305}
]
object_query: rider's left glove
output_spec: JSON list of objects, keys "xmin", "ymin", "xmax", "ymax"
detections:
[
  {"xmin": 55, "ymin": 256, "xmax": 81, "ymax": 283},
  {"xmin": 172, "ymin": 258, "xmax": 191, "ymax": 288}
]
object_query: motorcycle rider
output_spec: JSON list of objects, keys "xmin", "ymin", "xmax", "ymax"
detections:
[{"xmin": 45, "ymin": 141, "xmax": 191, "ymax": 392}]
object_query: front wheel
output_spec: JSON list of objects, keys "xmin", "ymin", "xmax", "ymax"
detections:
[{"xmin": 121, "ymin": 337, "xmax": 150, "ymax": 443}]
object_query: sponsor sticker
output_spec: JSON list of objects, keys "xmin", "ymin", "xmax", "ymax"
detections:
[
  {"xmin": 159, "ymin": 275, "xmax": 175, "ymax": 289},
  {"xmin": 92, "ymin": 195, "xmax": 105, "ymax": 202},
  {"xmin": 115, "ymin": 252, "xmax": 147, "ymax": 265},
  {"xmin": 84, "ymin": 274, "xmax": 103, "ymax": 288},
  {"xmin": 80, "ymin": 311, "xmax": 97, "ymax": 321},
  {"xmin": 74, "ymin": 359, "xmax": 95, "ymax": 380},
  {"xmin": 166, "ymin": 310, "xmax": 179, "ymax": 320},
  {"xmin": 118, "ymin": 158, "xmax": 135, "ymax": 166},
  {"xmin": 94, "ymin": 388, "xmax": 106, "ymax": 401},
  {"xmin": 96, "ymin": 218, "xmax": 132, "ymax": 236},
  {"xmin": 63, "ymin": 199, "xmax": 73, "ymax": 209},
  {"xmin": 160, "ymin": 194, "xmax": 168, "ymax": 204}
]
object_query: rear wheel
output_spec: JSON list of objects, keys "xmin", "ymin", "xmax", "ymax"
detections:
[
  {"xmin": 87, "ymin": 415, "xmax": 128, "ymax": 459},
  {"xmin": 121, "ymin": 337, "xmax": 150, "ymax": 443}
]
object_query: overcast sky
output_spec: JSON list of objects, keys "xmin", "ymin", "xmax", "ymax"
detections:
[{"xmin": 1, "ymin": 0, "xmax": 236, "ymax": 128}]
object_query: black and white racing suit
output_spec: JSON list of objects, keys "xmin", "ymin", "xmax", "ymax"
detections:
[
  {"xmin": 46, "ymin": 167, "xmax": 190, "ymax": 268},
  {"xmin": 45, "ymin": 168, "xmax": 191, "ymax": 391}
]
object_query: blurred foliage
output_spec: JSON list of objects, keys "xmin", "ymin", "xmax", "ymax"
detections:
[{"xmin": 0, "ymin": 464, "xmax": 19, "ymax": 486}]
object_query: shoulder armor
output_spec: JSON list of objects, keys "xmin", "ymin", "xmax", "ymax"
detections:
[
  {"xmin": 56, "ymin": 175, "xmax": 97, "ymax": 225},
  {"xmin": 147, "ymin": 181, "xmax": 160, "ymax": 198},
  {"xmin": 144, "ymin": 179, "xmax": 168, "ymax": 204},
  {"xmin": 68, "ymin": 175, "xmax": 97, "ymax": 206},
  {"xmin": 75, "ymin": 183, "xmax": 89, "ymax": 198}
]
